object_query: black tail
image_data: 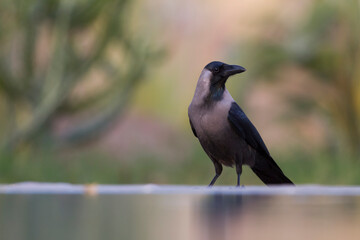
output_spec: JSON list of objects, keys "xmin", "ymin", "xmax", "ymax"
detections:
[{"xmin": 251, "ymin": 156, "xmax": 294, "ymax": 185}]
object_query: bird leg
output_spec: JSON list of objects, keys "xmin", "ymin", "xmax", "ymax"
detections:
[
  {"xmin": 236, "ymin": 162, "xmax": 242, "ymax": 187},
  {"xmin": 208, "ymin": 161, "xmax": 223, "ymax": 186},
  {"xmin": 209, "ymin": 174, "xmax": 219, "ymax": 186}
]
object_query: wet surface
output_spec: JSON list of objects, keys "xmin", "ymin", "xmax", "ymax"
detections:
[{"xmin": 1, "ymin": 183, "xmax": 360, "ymax": 240}]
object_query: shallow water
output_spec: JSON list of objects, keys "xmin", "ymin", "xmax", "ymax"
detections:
[{"xmin": 1, "ymin": 183, "xmax": 360, "ymax": 240}]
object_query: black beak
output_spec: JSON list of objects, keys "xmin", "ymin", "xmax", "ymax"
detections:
[{"xmin": 223, "ymin": 64, "xmax": 246, "ymax": 78}]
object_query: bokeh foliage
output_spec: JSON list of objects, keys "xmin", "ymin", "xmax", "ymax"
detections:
[
  {"xmin": 244, "ymin": 0, "xmax": 360, "ymax": 159},
  {"xmin": 0, "ymin": 0, "xmax": 358, "ymax": 185},
  {"xmin": 0, "ymin": 0, "xmax": 159, "ymax": 151}
]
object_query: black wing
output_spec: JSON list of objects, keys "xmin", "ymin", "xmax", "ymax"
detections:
[
  {"xmin": 189, "ymin": 119, "xmax": 198, "ymax": 138},
  {"xmin": 228, "ymin": 102, "xmax": 270, "ymax": 157},
  {"xmin": 228, "ymin": 102, "xmax": 293, "ymax": 185}
]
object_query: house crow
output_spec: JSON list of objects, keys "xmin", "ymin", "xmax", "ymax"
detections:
[{"xmin": 188, "ymin": 61, "xmax": 293, "ymax": 186}]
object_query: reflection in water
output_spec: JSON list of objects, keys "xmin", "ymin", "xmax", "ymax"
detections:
[
  {"xmin": 203, "ymin": 194, "xmax": 245, "ymax": 217},
  {"xmin": 201, "ymin": 194, "xmax": 245, "ymax": 240},
  {"xmin": 1, "ymin": 194, "xmax": 360, "ymax": 240},
  {"xmin": 200, "ymin": 194, "xmax": 269, "ymax": 240}
]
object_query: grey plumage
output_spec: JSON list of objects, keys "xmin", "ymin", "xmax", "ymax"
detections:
[{"xmin": 188, "ymin": 61, "xmax": 293, "ymax": 186}]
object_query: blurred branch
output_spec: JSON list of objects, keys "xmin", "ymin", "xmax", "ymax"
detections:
[
  {"xmin": 0, "ymin": 61, "xmax": 20, "ymax": 98},
  {"xmin": 58, "ymin": 40, "xmax": 161, "ymax": 144},
  {"xmin": 0, "ymin": 0, "xmax": 163, "ymax": 151},
  {"xmin": 3, "ymin": 0, "xmax": 73, "ymax": 148}
]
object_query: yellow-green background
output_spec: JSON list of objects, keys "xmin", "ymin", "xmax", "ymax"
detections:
[{"xmin": 0, "ymin": 0, "xmax": 359, "ymax": 185}]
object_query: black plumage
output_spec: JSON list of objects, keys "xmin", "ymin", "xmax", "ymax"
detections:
[{"xmin": 228, "ymin": 102, "xmax": 293, "ymax": 184}]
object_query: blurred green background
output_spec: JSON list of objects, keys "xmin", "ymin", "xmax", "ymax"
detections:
[{"xmin": 0, "ymin": 0, "xmax": 359, "ymax": 185}]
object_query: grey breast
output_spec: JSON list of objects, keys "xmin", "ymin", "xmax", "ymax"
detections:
[
  {"xmin": 190, "ymin": 90, "xmax": 241, "ymax": 167},
  {"xmin": 189, "ymin": 92, "xmax": 256, "ymax": 167}
]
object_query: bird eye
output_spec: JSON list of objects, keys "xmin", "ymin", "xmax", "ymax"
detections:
[{"xmin": 214, "ymin": 67, "xmax": 219, "ymax": 73}]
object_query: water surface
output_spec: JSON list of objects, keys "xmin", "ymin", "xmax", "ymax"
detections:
[{"xmin": 0, "ymin": 183, "xmax": 360, "ymax": 240}]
